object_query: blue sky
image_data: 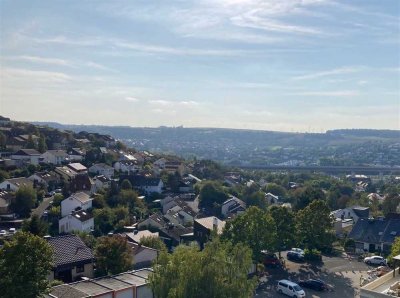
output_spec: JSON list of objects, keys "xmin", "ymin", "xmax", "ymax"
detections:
[{"xmin": 0, "ymin": 0, "xmax": 399, "ymax": 132}]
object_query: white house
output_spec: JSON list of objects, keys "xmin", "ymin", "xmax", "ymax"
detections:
[
  {"xmin": 89, "ymin": 163, "xmax": 114, "ymax": 179},
  {"xmin": 59, "ymin": 209, "xmax": 94, "ymax": 233},
  {"xmin": 11, "ymin": 149, "xmax": 42, "ymax": 165},
  {"xmin": 265, "ymin": 192, "xmax": 280, "ymax": 205},
  {"xmin": 61, "ymin": 192, "xmax": 93, "ymax": 217},
  {"xmin": 153, "ymin": 158, "xmax": 166, "ymax": 169},
  {"xmin": 68, "ymin": 148, "xmax": 85, "ymax": 162},
  {"xmin": 92, "ymin": 175, "xmax": 111, "ymax": 193},
  {"xmin": 41, "ymin": 150, "xmax": 69, "ymax": 165},
  {"xmin": 0, "ymin": 177, "xmax": 34, "ymax": 191},
  {"xmin": 331, "ymin": 206, "xmax": 370, "ymax": 224},
  {"xmin": 114, "ymin": 160, "xmax": 140, "ymax": 174},
  {"xmin": 164, "ymin": 205, "xmax": 196, "ymax": 226},
  {"xmin": 221, "ymin": 196, "xmax": 246, "ymax": 218},
  {"xmin": 132, "ymin": 176, "xmax": 164, "ymax": 194}
]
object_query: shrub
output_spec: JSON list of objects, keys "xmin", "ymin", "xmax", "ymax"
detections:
[{"xmin": 304, "ymin": 248, "xmax": 322, "ymax": 261}]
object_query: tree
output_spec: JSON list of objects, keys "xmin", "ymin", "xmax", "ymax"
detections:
[
  {"xmin": 11, "ymin": 186, "xmax": 37, "ymax": 217},
  {"xmin": 295, "ymin": 200, "xmax": 334, "ymax": 251},
  {"xmin": 121, "ymin": 179, "xmax": 133, "ymax": 190},
  {"xmin": 38, "ymin": 135, "xmax": 47, "ymax": 153},
  {"xmin": 94, "ymin": 208, "xmax": 115, "ymax": 235},
  {"xmin": 269, "ymin": 206, "xmax": 295, "ymax": 257},
  {"xmin": 150, "ymin": 239, "xmax": 256, "ymax": 298},
  {"xmin": 382, "ymin": 194, "xmax": 400, "ymax": 216},
  {"xmin": 292, "ymin": 185, "xmax": 325, "ymax": 211},
  {"xmin": 0, "ymin": 232, "xmax": 53, "ymax": 298},
  {"xmin": 244, "ymin": 190, "xmax": 267, "ymax": 210},
  {"xmin": 25, "ymin": 134, "xmax": 36, "ymax": 149},
  {"xmin": 95, "ymin": 235, "xmax": 133, "ymax": 276},
  {"xmin": 222, "ymin": 206, "xmax": 277, "ymax": 262},
  {"xmin": 264, "ymin": 183, "xmax": 287, "ymax": 198},
  {"xmin": 140, "ymin": 236, "xmax": 167, "ymax": 252},
  {"xmin": 199, "ymin": 181, "xmax": 228, "ymax": 213},
  {"xmin": 22, "ymin": 214, "xmax": 48, "ymax": 236},
  {"xmin": 388, "ymin": 237, "xmax": 400, "ymax": 264}
]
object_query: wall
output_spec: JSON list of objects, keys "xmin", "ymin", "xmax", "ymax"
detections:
[{"xmin": 136, "ymin": 285, "xmax": 153, "ymax": 298}]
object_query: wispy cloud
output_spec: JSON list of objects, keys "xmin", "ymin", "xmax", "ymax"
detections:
[
  {"xmin": 286, "ymin": 90, "xmax": 360, "ymax": 97},
  {"xmin": 292, "ymin": 66, "xmax": 364, "ymax": 80},
  {"xmin": 125, "ymin": 96, "xmax": 139, "ymax": 102},
  {"xmin": 4, "ymin": 55, "xmax": 70, "ymax": 66},
  {"xmin": 2, "ymin": 67, "xmax": 72, "ymax": 83}
]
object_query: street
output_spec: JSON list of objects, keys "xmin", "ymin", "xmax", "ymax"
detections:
[{"xmin": 255, "ymin": 253, "xmax": 370, "ymax": 298}]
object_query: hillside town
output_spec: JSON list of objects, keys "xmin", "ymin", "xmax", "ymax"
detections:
[{"xmin": 0, "ymin": 116, "xmax": 399, "ymax": 298}]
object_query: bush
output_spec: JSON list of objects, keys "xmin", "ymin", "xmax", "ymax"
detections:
[{"xmin": 304, "ymin": 248, "xmax": 322, "ymax": 261}]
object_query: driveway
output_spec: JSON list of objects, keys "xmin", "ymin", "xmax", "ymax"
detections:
[
  {"xmin": 255, "ymin": 253, "xmax": 370, "ymax": 298},
  {"xmin": 31, "ymin": 195, "xmax": 53, "ymax": 218}
]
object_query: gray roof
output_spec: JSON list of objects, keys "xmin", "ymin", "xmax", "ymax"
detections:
[
  {"xmin": 45, "ymin": 150, "xmax": 69, "ymax": 157},
  {"xmin": 69, "ymin": 281, "xmax": 111, "ymax": 296},
  {"xmin": 352, "ymin": 206, "xmax": 370, "ymax": 218},
  {"xmin": 46, "ymin": 235, "xmax": 94, "ymax": 267},
  {"xmin": 71, "ymin": 209, "xmax": 93, "ymax": 222},
  {"xmin": 13, "ymin": 149, "xmax": 41, "ymax": 156},
  {"xmin": 349, "ymin": 218, "xmax": 400, "ymax": 245},
  {"xmin": 70, "ymin": 192, "xmax": 92, "ymax": 203},
  {"xmin": 3, "ymin": 177, "xmax": 33, "ymax": 188},
  {"xmin": 50, "ymin": 285, "xmax": 88, "ymax": 298}
]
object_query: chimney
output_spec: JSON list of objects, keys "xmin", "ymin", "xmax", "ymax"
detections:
[{"xmin": 213, "ymin": 217, "xmax": 218, "ymax": 232}]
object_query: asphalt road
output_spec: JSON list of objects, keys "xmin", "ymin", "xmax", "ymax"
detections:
[
  {"xmin": 255, "ymin": 253, "xmax": 370, "ymax": 298},
  {"xmin": 31, "ymin": 195, "xmax": 53, "ymax": 218}
]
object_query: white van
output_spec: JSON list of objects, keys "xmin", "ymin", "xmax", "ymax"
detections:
[{"xmin": 277, "ymin": 280, "xmax": 305, "ymax": 298}]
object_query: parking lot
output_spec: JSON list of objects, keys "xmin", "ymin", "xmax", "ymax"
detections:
[{"xmin": 255, "ymin": 252, "xmax": 371, "ymax": 298}]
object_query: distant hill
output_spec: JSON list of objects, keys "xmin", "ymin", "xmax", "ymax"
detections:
[{"xmin": 32, "ymin": 122, "xmax": 400, "ymax": 166}]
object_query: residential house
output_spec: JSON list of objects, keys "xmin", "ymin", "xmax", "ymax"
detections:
[
  {"xmin": 47, "ymin": 268, "xmax": 153, "ymax": 298},
  {"xmin": 137, "ymin": 213, "xmax": 167, "ymax": 230},
  {"xmin": 265, "ymin": 192, "xmax": 280, "ymax": 205},
  {"xmin": 67, "ymin": 163, "xmax": 88, "ymax": 174},
  {"xmin": 221, "ymin": 196, "xmax": 246, "ymax": 218},
  {"xmin": 55, "ymin": 166, "xmax": 77, "ymax": 181},
  {"xmin": 159, "ymin": 223, "xmax": 192, "ymax": 249},
  {"xmin": 331, "ymin": 206, "xmax": 370, "ymax": 224},
  {"xmin": 0, "ymin": 190, "xmax": 13, "ymax": 216},
  {"xmin": 348, "ymin": 218, "xmax": 400, "ymax": 254},
  {"xmin": 68, "ymin": 147, "xmax": 86, "ymax": 162},
  {"xmin": 153, "ymin": 158, "xmax": 166, "ymax": 169},
  {"xmin": 69, "ymin": 174, "xmax": 95, "ymax": 194},
  {"xmin": 59, "ymin": 209, "xmax": 94, "ymax": 234},
  {"xmin": 41, "ymin": 150, "xmax": 69, "ymax": 165},
  {"xmin": 194, "ymin": 216, "xmax": 226, "ymax": 249},
  {"xmin": 61, "ymin": 192, "xmax": 93, "ymax": 217},
  {"xmin": 92, "ymin": 175, "xmax": 111, "ymax": 193},
  {"xmin": 11, "ymin": 149, "xmax": 42, "ymax": 165},
  {"xmin": 128, "ymin": 242, "xmax": 158, "ymax": 269},
  {"xmin": 133, "ymin": 152, "xmax": 146, "ymax": 165},
  {"xmin": 0, "ymin": 177, "xmax": 34, "ymax": 191},
  {"xmin": 121, "ymin": 175, "xmax": 164, "ymax": 194},
  {"xmin": 164, "ymin": 204, "xmax": 196, "ymax": 226},
  {"xmin": 29, "ymin": 171, "xmax": 59, "ymax": 190},
  {"xmin": 164, "ymin": 161, "xmax": 185, "ymax": 175},
  {"xmin": 46, "ymin": 235, "xmax": 94, "ymax": 282},
  {"xmin": 114, "ymin": 160, "xmax": 140, "ymax": 174},
  {"xmin": 125, "ymin": 230, "xmax": 159, "ymax": 244},
  {"xmin": 89, "ymin": 163, "xmax": 115, "ymax": 179}
]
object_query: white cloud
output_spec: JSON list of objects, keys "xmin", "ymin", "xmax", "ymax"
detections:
[
  {"xmin": 286, "ymin": 90, "xmax": 360, "ymax": 97},
  {"xmin": 125, "ymin": 96, "xmax": 139, "ymax": 102},
  {"xmin": 4, "ymin": 55, "xmax": 70, "ymax": 66},
  {"xmin": 292, "ymin": 66, "xmax": 363, "ymax": 80},
  {"xmin": 1, "ymin": 67, "xmax": 71, "ymax": 83}
]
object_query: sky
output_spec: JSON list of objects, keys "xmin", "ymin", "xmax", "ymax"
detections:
[{"xmin": 0, "ymin": 0, "xmax": 399, "ymax": 132}]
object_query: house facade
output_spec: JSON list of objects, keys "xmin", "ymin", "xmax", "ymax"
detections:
[
  {"xmin": 59, "ymin": 209, "xmax": 94, "ymax": 234},
  {"xmin": 11, "ymin": 149, "xmax": 42, "ymax": 165},
  {"xmin": 61, "ymin": 192, "xmax": 93, "ymax": 217},
  {"xmin": 0, "ymin": 177, "xmax": 34, "ymax": 191},
  {"xmin": 89, "ymin": 163, "xmax": 115, "ymax": 179},
  {"xmin": 41, "ymin": 150, "xmax": 69, "ymax": 165}
]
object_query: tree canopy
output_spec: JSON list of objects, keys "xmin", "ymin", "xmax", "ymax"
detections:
[
  {"xmin": 0, "ymin": 232, "xmax": 53, "ymax": 298},
  {"xmin": 150, "ymin": 240, "xmax": 256, "ymax": 298},
  {"xmin": 222, "ymin": 206, "xmax": 276, "ymax": 261},
  {"xmin": 198, "ymin": 181, "xmax": 229, "ymax": 213},
  {"xmin": 95, "ymin": 235, "xmax": 133, "ymax": 276},
  {"xmin": 269, "ymin": 206, "xmax": 295, "ymax": 256},
  {"xmin": 22, "ymin": 214, "xmax": 49, "ymax": 237},
  {"xmin": 11, "ymin": 185, "xmax": 37, "ymax": 217}
]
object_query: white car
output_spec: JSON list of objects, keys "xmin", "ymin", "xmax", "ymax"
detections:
[
  {"xmin": 277, "ymin": 280, "xmax": 305, "ymax": 298},
  {"xmin": 0, "ymin": 230, "xmax": 7, "ymax": 236},
  {"xmin": 364, "ymin": 256, "xmax": 387, "ymax": 266},
  {"xmin": 291, "ymin": 248, "xmax": 305, "ymax": 255},
  {"xmin": 9, "ymin": 228, "xmax": 16, "ymax": 234}
]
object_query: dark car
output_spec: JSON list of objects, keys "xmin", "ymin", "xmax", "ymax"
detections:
[
  {"xmin": 261, "ymin": 251, "xmax": 281, "ymax": 267},
  {"xmin": 287, "ymin": 251, "xmax": 304, "ymax": 262},
  {"xmin": 298, "ymin": 279, "xmax": 328, "ymax": 291}
]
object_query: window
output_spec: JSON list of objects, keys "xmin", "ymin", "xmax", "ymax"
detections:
[{"xmin": 76, "ymin": 264, "xmax": 84, "ymax": 273}]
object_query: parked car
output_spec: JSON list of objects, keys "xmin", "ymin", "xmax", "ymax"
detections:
[
  {"xmin": 298, "ymin": 279, "xmax": 328, "ymax": 291},
  {"xmin": 277, "ymin": 280, "xmax": 305, "ymax": 298},
  {"xmin": 8, "ymin": 228, "xmax": 16, "ymax": 234},
  {"xmin": 287, "ymin": 250, "xmax": 305, "ymax": 262},
  {"xmin": 291, "ymin": 248, "xmax": 305, "ymax": 255},
  {"xmin": 261, "ymin": 251, "xmax": 281, "ymax": 267},
  {"xmin": 364, "ymin": 256, "xmax": 387, "ymax": 266},
  {"xmin": 0, "ymin": 230, "xmax": 7, "ymax": 236}
]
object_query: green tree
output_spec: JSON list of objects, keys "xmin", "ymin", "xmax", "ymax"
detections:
[
  {"xmin": 199, "ymin": 181, "xmax": 228, "ymax": 213},
  {"xmin": 94, "ymin": 207, "xmax": 115, "ymax": 235},
  {"xmin": 38, "ymin": 135, "xmax": 47, "ymax": 153},
  {"xmin": 269, "ymin": 206, "xmax": 295, "ymax": 257},
  {"xmin": 150, "ymin": 239, "xmax": 256, "ymax": 298},
  {"xmin": 292, "ymin": 185, "xmax": 326, "ymax": 211},
  {"xmin": 382, "ymin": 194, "xmax": 400, "ymax": 216},
  {"xmin": 121, "ymin": 179, "xmax": 133, "ymax": 190},
  {"xmin": 25, "ymin": 134, "xmax": 36, "ymax": 149},
  {"xmin": 0, "ymin": 232, "xmax": 53, "ymax": 298},
  {"xmin": 264, "ymin": 183, "xmax": 287, "ymax": 198},
  {"xmin": 140, "ymin": 236, "xmax": 167, "ymax": 252},
  {"xmin": 295, "ymin": 200, "xmax": 334, "ymax": 251},
  {"xmin": 222, "ymin": 206, "xmax": 277, "ymax": 262},
  {"xmin": 22, "ymin": 214, "xmax": 48, "ymax": 236},
  {"xmin": 95, "ymin": 235, "xmax": 133, "ymax": 276},
  {"xmin": 11, "ymin": 186, "xmax": 37, "ymax": 217},
  {"xmin": 245, "ymin": 190, "xmax": 267, "ymax": 210},
  {"xmin": 388, "ymin": 237, "xmax": 400, "ymax": 264}
]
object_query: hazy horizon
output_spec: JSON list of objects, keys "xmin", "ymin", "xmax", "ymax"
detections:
[{"xmin": 1, "ymin": 0, "xmax": 399, "ymax": 131}]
